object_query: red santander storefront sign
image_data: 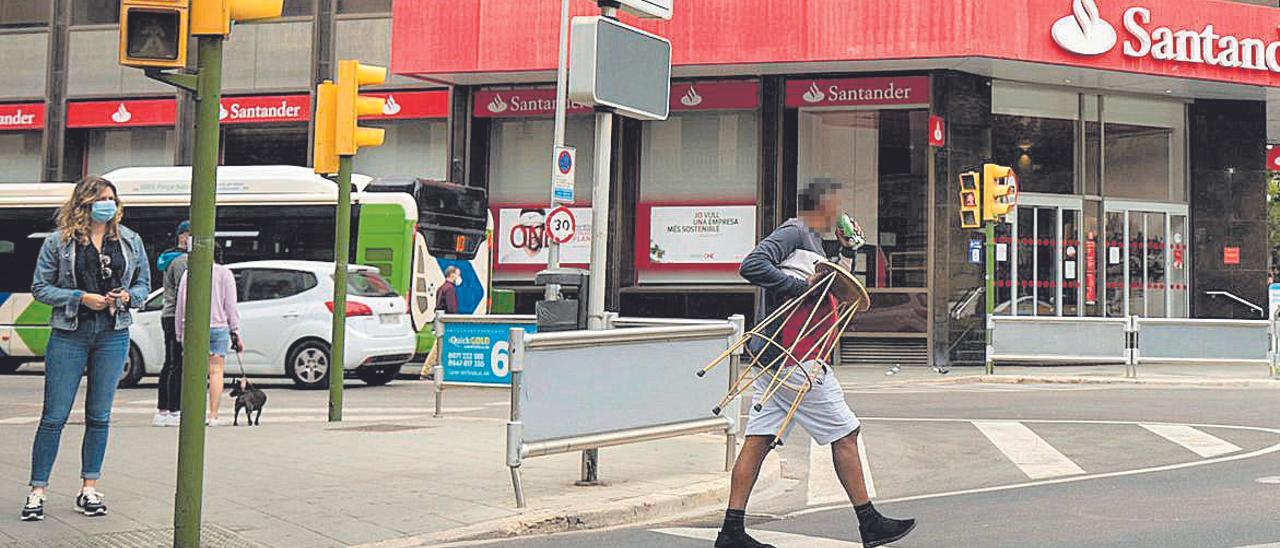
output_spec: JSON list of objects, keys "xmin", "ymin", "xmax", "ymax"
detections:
[
  {"xmin": 475, "ymin": 81, "xmax": 759, "ymax": 118},
  {"xmin": 785, "ymin": 76, "xmax": 929, "ymax": 108},
  {"xmin": 219, "ymin": 95, "xmax": 309, "ymax": 124},
  {"xmin": 68, "ymin": 90, "xmax": 449, "ymax": 128},
  {"xmin": 0, "ymin": 103, "xmax": 44, "ymax": 131}
]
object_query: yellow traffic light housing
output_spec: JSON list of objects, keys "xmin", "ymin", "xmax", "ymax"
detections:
[
  {"xmin": 191, "ymin": 0, "xmax": 284, "ymax": 36},
  {"xmin": 313, "ymin": 81, "xmax": 339, "ymax": 175},
  {"xmin": 119, "ymin": 0, "xmax": 189, "ymax": 69},
  {"xmin": 959, "ymin": 171, "xmax": 981, "ymax": 229},
  {"xmin": 335, "ymin": 60, "xmax": 387, "ymax": 156},
  {"xmin": 982, "ymin": 163, "xmax": 1018, "ymax": 221}
]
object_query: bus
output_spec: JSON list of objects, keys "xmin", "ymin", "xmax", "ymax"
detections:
[{"xmin": 0, "ymin": 165, "xmax": 494, "ymax": 386}]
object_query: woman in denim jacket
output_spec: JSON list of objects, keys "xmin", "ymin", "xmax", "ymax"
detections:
[{"xmin": 21, "ymin": 176, "xmax": 150, "ymax": 522}]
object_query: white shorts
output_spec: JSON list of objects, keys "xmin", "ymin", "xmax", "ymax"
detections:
[{"xmin": 744, "ymin": 363, "xmax": 860, "ymax": 446}]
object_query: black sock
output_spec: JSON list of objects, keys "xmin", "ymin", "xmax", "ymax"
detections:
[
  {"xmin": 722, "ymin": 508, "xmax": 746, "ymax": 534},
  {"xmin": 854, "ymin": 502, "xmax": 879, "ymax": 525}
]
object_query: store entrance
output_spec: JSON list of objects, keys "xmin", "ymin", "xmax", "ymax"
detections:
[
  {"xmin": 994, "ymin": 195, "xmax": 1084, "ymax": 317},
  {"xmin": 1103, "ymin": 202, "xmax": 1189, "ymax": 318}
]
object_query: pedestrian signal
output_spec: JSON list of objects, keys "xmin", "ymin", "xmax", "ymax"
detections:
[
  {"xmin": 119, "ymin": 0, "xmax": 189, "ymax": 69},
  {"xmin": 982, "ymin": 163, "xmax": 1017, "ymax": 222},
  {"xmin": 959, "ymin": 171, "xmax": 981, "ymax": 229}
]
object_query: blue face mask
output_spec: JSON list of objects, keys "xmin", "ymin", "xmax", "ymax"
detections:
[{"xmin": 90, "ymin": 200, "xmax": 117, "ymax": 223}]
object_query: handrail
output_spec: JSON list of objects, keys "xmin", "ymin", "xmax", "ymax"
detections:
[
  {"xmin": 950, "ymin": 286, "xmax": 983, "ymax": 319},
  {"xmin": 1205, "ymin": 291, "xmax": 1264, "ymax": 318}
]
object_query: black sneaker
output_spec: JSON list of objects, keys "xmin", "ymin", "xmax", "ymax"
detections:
[
  {"xmin": 75, "ymin": 488, "xmax": 107, "ymax": 517},
  {"xmin": 714, "ymin": 529, "xmax": 777, "ymax": 548},
  {"xmin": 860, "ymin": 514, "xmax": 916, "ymax": 548},
  {"xmin": 20, "ymin": 492, "xmax": 44, "ymax": 521}
]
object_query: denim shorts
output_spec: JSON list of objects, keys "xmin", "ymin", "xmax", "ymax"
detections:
[{"xmin": 209, "ymin": 328, "xmax": 231, "ymax": 357}]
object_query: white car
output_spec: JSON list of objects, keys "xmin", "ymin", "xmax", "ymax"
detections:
[{"xmin": 125, "ymin": 261, "xmax": 416, "ymax": 389}]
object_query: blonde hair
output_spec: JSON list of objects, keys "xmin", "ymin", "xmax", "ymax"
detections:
[{"xmin": 56, "ymin": 176, "xmax": 121, "ymax": 245}]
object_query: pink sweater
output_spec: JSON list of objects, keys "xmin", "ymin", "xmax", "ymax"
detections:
[{"xmin": 175, "ymin": 264, "xmax": 240, "ymax": 342}]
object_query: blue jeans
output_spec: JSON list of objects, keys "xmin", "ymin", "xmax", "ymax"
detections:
[{"xmin": 30, "ymin": 314, "xmax": 128, "ymax": 487}]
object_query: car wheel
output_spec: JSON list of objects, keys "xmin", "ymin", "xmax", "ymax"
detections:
[
  {"xmin": 0, "ymin": 359, "xmax": 23, "ymax": 375},
  {"xmin": 356, "ymin": 365, "xmax": 397, "ymax": 386},
  {"xmin": 118, "ymin": 344, "xmax": 145, "ymax": 388},
  {"xmin": 287, "ymin": 340, "xmax": 331, "ymax": 389}
]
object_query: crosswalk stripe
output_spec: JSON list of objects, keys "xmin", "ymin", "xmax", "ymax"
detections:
[
  {"xmin": 1140, "ymin": 423, "xmax": 1242, "ymax": 458},
  {"xmin": 0, "ymin": 417, "xmax": 37, "ymax": 425},
  {"xmin": 807, "ymin": 435, "xmax": 876, "ymax": 507},
  {"xmin": 858, "ymin": 434, "xmax": 877, "ymax": 499},
  {"xmin": 973, "ymin": 421, "xmax": 1085, "ymax": 479},
  {"xmin": 652, "ymin": 527, "xmax": 862, "ymax": 547}
]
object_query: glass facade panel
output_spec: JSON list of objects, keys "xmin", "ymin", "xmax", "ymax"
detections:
[
  {"xmin": 1127, "ymin": 211, "xmax": 1145, "ymax": 316},
  {"xmin": 72, "ymin": 0, "xmax": 118, "ymax": 25},
  {"xmin": 1146, "ymin": 212, "xmax": 1167, "ymax": 318},
  {"xmin": 1105, "ymin": 211, "xmax": 1125, "ymax": 317},
  {"xmin": 282, "ymin": 0, "xmax": 313, "ymax": 17},
  {"xmin": 992, "ymin": 115, "xmax": 1075, "ymax": 195},
  {"xmin": 86, "ymin": 127, "xmax": 174, "ymax": 175},
  {"xmin": 1169, "ymin": 215, "xmax": 1189, "ymax": 317},
  {"xmin": 337, "ymin": 0, "xmax": 391, "ymax": 13},
  {"xmin": 640, "ymin": 111, "xmax": 758, "ymax": 202},
  {"xmin": 1, "ymin": 0, "xmax": 48, "ymax": 27},
  {"xmin": 489, "ymin": 117, "xmax": 595, "ymax": 204},
  {"xmin": 352, "ymin": 120, "xmax": 448, "ymax": 180},
  {"xmin": 1062, "ymin": 209, "xmax": 1080, "ymax": 316},
  {"xmin": 222, "ymin": 125, "xmax": 308, "ymax": 167},
  {"xmin": 0, "ymin": 131, "xmax": 41, "ymax": 183},
  {"xmin": 1015, "ymin": 207, "xmax": 1034, "ymax": 314},
  {"xmin": 1104, "ymin": 96, "xmax": 1186, "ymax": 202}
]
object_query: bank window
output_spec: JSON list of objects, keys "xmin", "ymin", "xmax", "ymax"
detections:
[
  {"xmin": 797, "ymin": 109, "xmax": 929, "ymax": 289},
  {"xmin": 641, "ymin": 111, "xmax": 758, "ymax": 202},
  {"xmin": 1, "ymin": 0, "xmax": 47, "ymax": 27},
  {"xmin": 72, "ymin": 0, "xmax": 118, "ymax": 26},
  {"xmin": 488, "ymin": 117, "xmax": 595, "ymax": 204},
  {"xmin": 86, "ymin": 127, "xmax": 175, "ymax": 175},
  {"xmin": 337, "ymin": 0, "xmax": 391, "ymax": 14},
  {"xmin": 0, "ymin": 132, "xmax": 42, "ymax": 183},
  {"xmin": 1103, "ymin": 96, "xmax": 1186, "ymax": 202},
  {"xmin": 282, "ymin": 0, "xmax": 313, "ymax": 17},
  {"xmin": 222, "ymin": 125, "xmax": 308, "ymax": 167},
  {"xmin": 352, "ymin": 120, "xmax": 447, "ymax": 180},
  {"xmin": 992, "ymin": 83, "xmax": 1078, "ymax": 195}
]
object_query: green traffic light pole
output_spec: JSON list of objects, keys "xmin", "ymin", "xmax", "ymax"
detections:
[
  {"xmin": 984, "ymin": 220, "xmax": 996, "ymax": 375},
  {"xmin": 329, "ymin": 155, "xmax": 353, "ymax": 422}
]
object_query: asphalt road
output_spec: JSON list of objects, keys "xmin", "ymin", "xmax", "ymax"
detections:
[{"xmin": 451, "ymin": 382, "xmax": 1280, "ymax": 548}]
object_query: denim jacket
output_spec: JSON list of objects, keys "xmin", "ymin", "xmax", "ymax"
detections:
[{"xmin": 31, "ymin": 226, "xmax": 150, "ymax": 332}]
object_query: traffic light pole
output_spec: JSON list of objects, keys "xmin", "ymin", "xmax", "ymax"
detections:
[
  {"xmin": 329, "ymin": 155, "xmax": 353, "ymax": 422},
  {"xmin": 174, "ymin": 34, "xmax": 223, "ymax": 548},
  {"xmin": 984, "ymin": 220, "xmax": 996, "ymax": 375}
]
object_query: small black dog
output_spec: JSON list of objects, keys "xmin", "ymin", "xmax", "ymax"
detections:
[{"xmin": 229, "ymin": 377, "xmax": 267, "ymax": 426}]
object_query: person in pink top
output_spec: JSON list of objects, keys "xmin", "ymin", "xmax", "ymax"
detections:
[{"xmin": 175, "ymin": 247, "xmax": 241, "ymax": 426}]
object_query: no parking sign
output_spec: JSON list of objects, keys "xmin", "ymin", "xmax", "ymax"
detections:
[{"xmin": 552, "ymin": 146, "xmax": 575, "ymax": 204}]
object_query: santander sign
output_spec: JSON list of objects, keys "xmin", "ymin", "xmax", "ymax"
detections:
[{"xmin": 1053, "ymin": 0, "xmax": 1280, "ymax": 74}]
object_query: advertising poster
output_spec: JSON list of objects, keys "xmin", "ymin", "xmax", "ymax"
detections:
[
  {"xmin": 495, "ymin": 207, "xmax": 592, "ymax": 267},
  {"xmin": 441, "ymin": 321, "xmax": 537, "ymax": 385},
  {"xmin": 644, "ymin": 205, "xmax": 756, "ymax": 267}
]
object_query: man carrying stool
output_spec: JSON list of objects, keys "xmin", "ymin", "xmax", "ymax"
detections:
[{"xmin": 715, "ymin": 180, "xmax": 916, "ymax": 548}]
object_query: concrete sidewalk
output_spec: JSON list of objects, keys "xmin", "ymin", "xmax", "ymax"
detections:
[
  {"xmin": 0, "ymin": 379, "xmax": 768, "ymax": 548},
  {"xmin": 831, "ymin": 362, "xmax": 1280, "ymax": 388}
]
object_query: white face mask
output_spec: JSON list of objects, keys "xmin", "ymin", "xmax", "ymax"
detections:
[{"xmin": 453, "ymin": 276, "xmax": 463, "ymax": 287}]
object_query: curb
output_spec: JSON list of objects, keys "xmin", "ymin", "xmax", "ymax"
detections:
[{"xmin": 357, "ymin": 453, "xmax": 784, "ymax": 547}]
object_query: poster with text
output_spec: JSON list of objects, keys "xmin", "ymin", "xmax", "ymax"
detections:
[
  {"xmin": 646, "ymin": 205, "xmax": 756, "ymax": 266},
  {"xmin": 495, "ymin": 207, "xmax": 592, "ymax": 268},
  {"xmin": 441, "ymin": 321, "xmax": 537, "ymax": 385}
]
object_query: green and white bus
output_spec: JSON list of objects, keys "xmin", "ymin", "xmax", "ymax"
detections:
[{"xmin": 0, "ymin": 165, "xmax": 497, "ymax": 384}]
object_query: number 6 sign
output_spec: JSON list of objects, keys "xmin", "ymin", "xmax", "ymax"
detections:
[{"xmin": 546, "ymin": 206, "xmax": 576, "ymax": 245}]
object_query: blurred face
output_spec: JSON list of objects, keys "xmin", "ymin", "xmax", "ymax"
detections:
[
  {"xmin": 177, "ymin": 232, "xmax": 190, "ymax": 248},
  {"xmin": 800, "ymin": 192, "xmax": 838, "ymax": 233}
]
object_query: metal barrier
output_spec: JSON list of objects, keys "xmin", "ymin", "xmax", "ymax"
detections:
[
  {"xmin": 431, "ymin": 314, "xmax": 537, "ymax": 418},
  {"xmin": 989, "ymin": 315, "xmax": 1279, "ymax": 378},
  {"xmin": 505, "ymin": 316, "xmax": 744, "ymax": 508},
  {"xmin": 989, "ymin": 316, "xmax": 1129, "ymax": 364}
]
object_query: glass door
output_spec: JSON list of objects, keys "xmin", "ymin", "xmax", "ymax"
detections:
[
  {"xmin": 994, "ymin": 195, "xmax": 1083, "ymax": 317},
  {"xmin": 1102, "ymin": 202, "xmax": 1189, "ymax": 318}
]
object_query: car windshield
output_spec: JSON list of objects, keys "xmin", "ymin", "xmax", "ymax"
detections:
[{"xmin": 346, "ymin": 270, "xmax": 397, "ymax": 298}]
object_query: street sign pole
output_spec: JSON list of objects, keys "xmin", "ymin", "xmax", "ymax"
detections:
[
  {"xmin": 329, "ymin": 155, "xmax": 353, "ymax": 422},
  {"xmin": 174, "ymin": 33, "xmax": 223, "ymax": 548},
  {"xmin": 984, "ymin": 220, "xmax": 996, "ymax": 375},
  {"xmin": 544, "ymin": 0, "xmax": 571, "ymax": 302}
]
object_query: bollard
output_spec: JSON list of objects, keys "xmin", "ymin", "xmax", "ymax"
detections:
[{"xmin": 432, "ymin": 316, "xmax": 444, "ymax": 418}]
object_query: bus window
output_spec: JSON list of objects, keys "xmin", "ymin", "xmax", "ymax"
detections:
[{"xmin": 0, "ymin": 209, "xmax": 56, "ymax": 294}]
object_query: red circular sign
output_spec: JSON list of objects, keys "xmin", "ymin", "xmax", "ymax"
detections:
[{"xmin": 546, "ymin": 206, "xmax": 576, "ymax": 245}]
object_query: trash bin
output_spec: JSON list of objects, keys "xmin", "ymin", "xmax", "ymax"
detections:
[{"xmin": 535, "ymin": 268, "xmax": 589, "ymax": 332}]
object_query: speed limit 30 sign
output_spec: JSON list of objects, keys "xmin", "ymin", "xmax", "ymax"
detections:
[{"xmin": 546, "ymin": 206, "xmax": 577, "ymax": 245}]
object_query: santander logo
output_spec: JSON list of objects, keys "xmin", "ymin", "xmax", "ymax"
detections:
[
  {"xmin": 110, "ymin": 104, "xmax": 132, "ymax": 124},
  {"xmin": 679, "ymin": 85, "xmax": 703, "ymax": 107},
  {"xmin": 382, "ymin": 95, "xmax": 402, "ymax": 115},
  {"xmin": 801, "ymin": 82, "xmax": 826, "ymax": 103},
  {"xmin": 218, "ymin": 104, "xmax": 229, "ymax": 121},
  {"xmin": 1052, "ymin": 0, "xmax": 1117, "ymax": 56},
  {"xmin": 487, "ymin": 93, "xmax": 509, "ymax": 114}
]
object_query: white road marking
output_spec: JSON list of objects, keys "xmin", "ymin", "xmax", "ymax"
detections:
[
  {"xmin": 482, "ymin": 401, "xmax": 510, "ymax": 407},
  {"xmin": 652, "ymin": 527, "xmax": 861, "ymax": 547},
  {"xmin": 1140, "ymin": 423, "xmax": 1242, "ymax": 458},
  {"xmin": 973, "ymin": 421, "xmax": 1085, "ymax": 479},
  {"xmin": 0, "ymin": 417, "xmax": 38, "ymax": 425},
  {"xmin": 858, "ymin": 434, "xmax": 876, "ymax": 499},
  {"xmin": 1255, "ymin": 476, "xmax": 1280, "ymax": 484},
  {"xmin": 807, "ymin": 435, "xmax": 874, "ymax": 507}
]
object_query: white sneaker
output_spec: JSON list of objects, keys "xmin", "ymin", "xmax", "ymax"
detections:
[
  {"xmin": 206, "ymin": 415, "xmax": 228, "ymax": 427},
  {"xmin": 163, "ymin": 412, "xmax": 181, "ymax": 427},
  {"xmin": 151, "ymin": 412, "xmax": 169, "ymax": 427}
]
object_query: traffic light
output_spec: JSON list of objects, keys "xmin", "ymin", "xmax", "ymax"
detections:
[
  {"xmin": 959, "ymin": 171, "xmax": 981, "ymax": 229},
  {"xmin": 335, "ymin": 60, "xmax": 387, "ymax": 156},
  {"xmin": 313, "ymin": 81, "xmax": 339, "ymax": 175},
  {"xmin": 119, "ymin": 0, "xmax": 189, "ymax": 69},
  {"xmin": 982, "ymin": 163, "xmax": 1018, "ymax": 221},
  {"xmin": 191, "ymin": 0, "xmax": 284, "ymax": 36}
]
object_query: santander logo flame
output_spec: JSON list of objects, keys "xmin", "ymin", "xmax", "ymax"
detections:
[
  {"xmin": 1052, "ymin": 0, "xmax": 1117, "ymax": 55},
  {"xmin": 487, "ymin": 93, "xmax": 509, "ymax": 114},
  {"xmin": 110, "ymin": 104, "xmax": 132, "ymax": 124},
  {"xmin": 801, "ymin": 82, "xmax": 826, "ymax": 103},
  {"xmin": 382, "ymin": 95, "xmax": 401, "ymax": 115},
  {"xmin": 218, "ymin": 105, "xmax": 229, "ymax": 121},
  {"xmin": 679, "ymin": 85, "xmax": 703, "ymax": 107}
]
